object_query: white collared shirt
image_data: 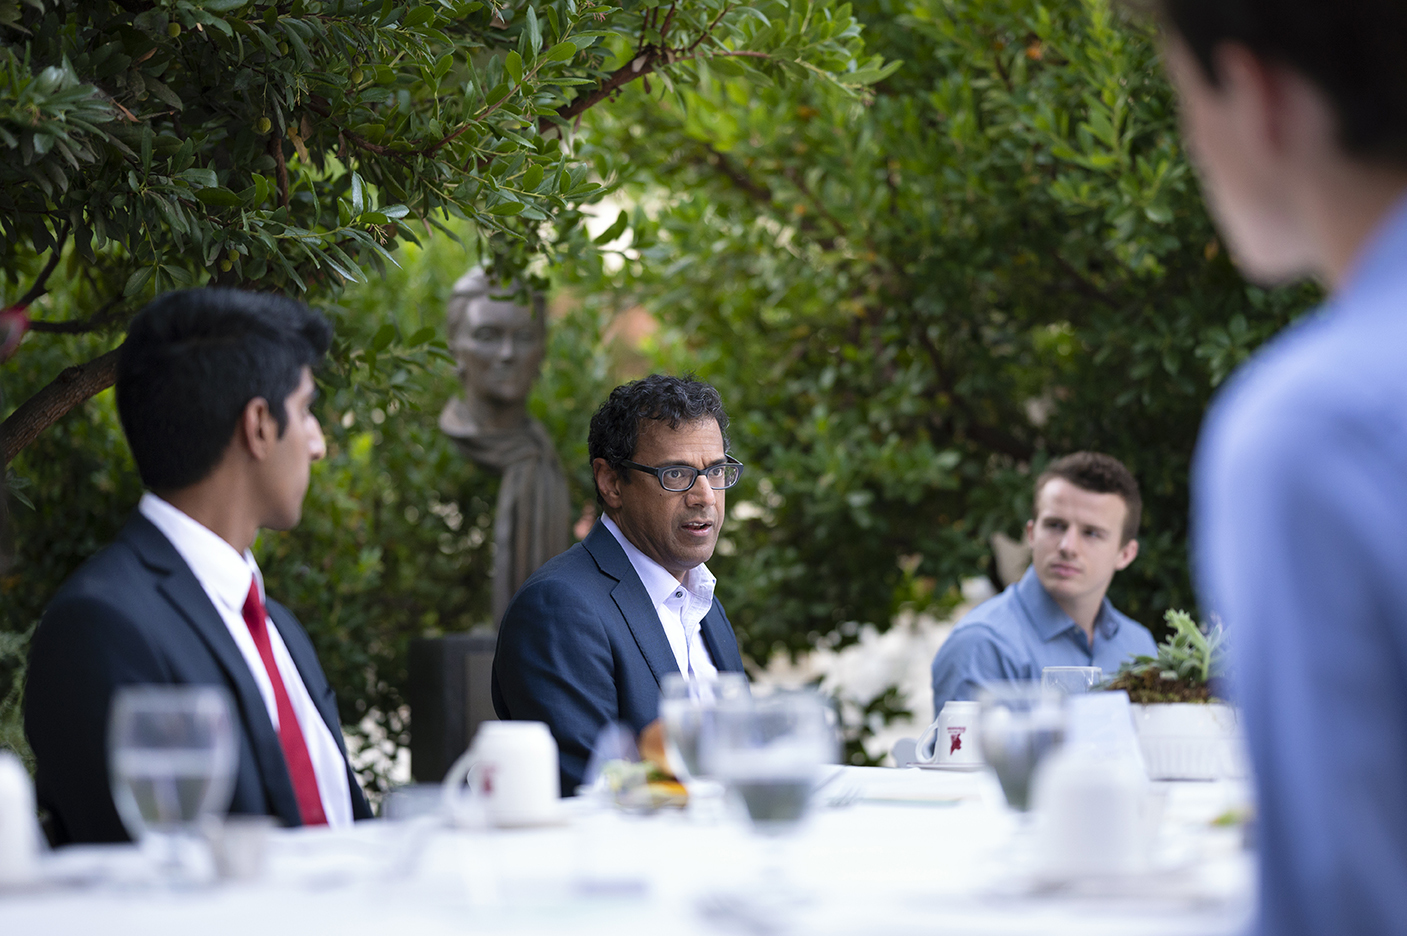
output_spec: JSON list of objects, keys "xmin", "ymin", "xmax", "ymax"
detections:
[
  {"xmin": 601, "ymin": 515, "xmax": 719, "ymax": 680},
  {"xmin": 138, "ymin": 493, "xmax": 353, "ymax": 827}
]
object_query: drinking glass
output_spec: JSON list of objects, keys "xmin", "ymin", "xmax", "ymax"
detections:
[
  {"xmin": 659, "ymin": 672, "xmax": 750, "ymax": 783},
  {"xmin": 977, "ymin": 681, "xmax": 1064, "ymax": 812},
  {"xmin": 1041, "ymin": 666, "xmax": 1103, "ymax": 696},
  {"xmin": 108, "ymin": 685, "xmax": 238, "ymax": 880},
  {"xmin": 703, "ymin": 689, "xmax": 836, "ymax": 835}
]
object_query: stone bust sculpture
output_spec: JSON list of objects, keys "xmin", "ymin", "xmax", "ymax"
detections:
[{"xmin": 439, "ymin": 268, "xmax": 570, "ymax": 625}]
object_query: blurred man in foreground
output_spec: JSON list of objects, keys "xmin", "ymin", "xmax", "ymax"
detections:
[
  {"xmin": 930, "ymin": 452, "xmax": 1154, "ymax": 711},
  {"xmin": 1156, "ymin": 2, "xmax": 1407, "ymax": 932},
  {"xmin": 25, "ymin": 290, "xmax": 371, "ymax": 844}
]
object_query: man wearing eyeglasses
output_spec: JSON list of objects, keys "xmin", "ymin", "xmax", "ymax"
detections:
[{"xmin": 491, "ymin": 374, "xmax": 749, "ymax": 794}]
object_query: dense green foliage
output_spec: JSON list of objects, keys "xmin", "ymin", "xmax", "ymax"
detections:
[
  {"xmin": 567, "ymin": 0, "xmax": 1319, "ymax": 667},
  {"xmin": 1, "ymin": 0, "xmax": 881, "ymax": 307}
]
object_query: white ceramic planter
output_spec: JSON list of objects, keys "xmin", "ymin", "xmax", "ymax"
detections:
[{"xmin": 1131, "ymin": 702, "xmax": 1247, "ymax": 781}]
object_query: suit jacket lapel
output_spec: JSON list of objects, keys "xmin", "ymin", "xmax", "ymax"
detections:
[
  {"xmin": 583, "ymin": 523, "xmax": 680, "ymax": 686},
  {"xmin": 266, "ymin": 602, "xmax": 345, "ymax": 755},
  {"xmin": 120, "ymin": 515, "xmax": 301, "ymax": 825}
]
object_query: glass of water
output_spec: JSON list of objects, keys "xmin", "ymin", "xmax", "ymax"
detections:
[
  {"xmin": 108, "ymin": 685, "xmax": 238, "ymax": 879},
  {"xmin": 1041, "ymin": 666, "xmax": 1103, "ymax": 696},
  {"xmin": 659, "ymin": 672, "xmax": 750, "ymax": 783},
  {"xmin": 977, "ymin": 681, "xmax": 1064, "ymax": 812},
  {"xmin": 703, "ymin": 689, "xmax": 837, "ymax": 835}
]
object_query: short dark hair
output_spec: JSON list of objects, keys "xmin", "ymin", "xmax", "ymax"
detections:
[
  {"xmin": 1033, "ymin": 452, "xmax": 1142, "ymax": 544},
  {"xmin": 1154, "ymin": 0, "xmax": 1407, "ymax": 164},
  {"xmin": 587, "ymin": 374, "xmax": 731, "ymax": 505},
  {"xmin": 116, "ymin": 289, "xmax": 332, "ymax": 492}
]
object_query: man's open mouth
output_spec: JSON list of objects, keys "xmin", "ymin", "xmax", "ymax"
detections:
[{"xmin": 682, "ymin": 520, "xmax": 713, "ymax": 534}]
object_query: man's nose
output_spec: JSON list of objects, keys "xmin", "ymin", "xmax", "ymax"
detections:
[
  {"xmin": 496, "ymin": 336, "xmax": 516, "ymax": 361},
  {"xmin": 310, "ymin": 419, "xmax": 327, "ymax": 462},
  {"xmin": 1058, "ymin": 526, "xmax": 1078, "ymax": 554},
  {"xmin": 685, "ymin": 476, "xmax": 718, "ymax": 506}
]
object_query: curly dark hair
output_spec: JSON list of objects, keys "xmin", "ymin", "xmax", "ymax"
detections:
[
  {"xmin": 1033, "ymin": 452, "xmax": 1142, "ymax": 544},
  {"xmin": 587, "ymin": 374, "xmax": 730, "ymax": 505}
]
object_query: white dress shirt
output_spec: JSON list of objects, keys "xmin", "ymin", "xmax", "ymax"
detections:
[
  {"xmin": 138, "ymin": 493, "xmax": 353, "ymax": 827},
  {"xmin": 601, "ymin": 515, "xmax": 719, "ymax": 680}
]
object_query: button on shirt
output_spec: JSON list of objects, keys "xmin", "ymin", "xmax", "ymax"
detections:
[
  {"xmin": 137, "ymin": 494, "xmax": 353, "ymax": 828},
  {"xmin": 1193, "ymin": 196, "xmax": 1407, "ymax": 936},
  {"xmin": 930, "ymin": 565, "xmax": 1156, "ymax": 711},
  {"xmin": 601, "ymin": 515, "xmax": 719, "ymax": 680}
]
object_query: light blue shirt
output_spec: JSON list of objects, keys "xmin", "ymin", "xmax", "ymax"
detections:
[
  {"xmin": 930, "ymin": 566, "xmax": 1156, "ymax": 711},
  {"xmin": 1193, "ymin": 196, "xmax": 1407, "ymax": 936}
]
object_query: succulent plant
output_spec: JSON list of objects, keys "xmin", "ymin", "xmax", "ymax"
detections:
[{"xmin": 1106, "ymin": 610, "xmax": 1227, "ymax": 703}]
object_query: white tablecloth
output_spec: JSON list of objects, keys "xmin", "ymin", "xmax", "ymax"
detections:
[{"xmin": 1, "ymin": 767, "xmax": 1255, "ymax": 935}]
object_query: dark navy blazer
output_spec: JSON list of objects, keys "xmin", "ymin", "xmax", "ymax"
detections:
[
  {"xmin": 24, "ymin": 513, "xmax": 372, "ymax": 845},
  {"xmin": 492, "ymin": 522, "xmax": 747, "ymax": 794}
]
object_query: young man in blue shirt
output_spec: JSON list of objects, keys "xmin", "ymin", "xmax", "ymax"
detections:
[
  {"xmin": 930, "ymin": 452, "xmax": 1155, "ymax": 712},
  {"xmin": 1157, "ymin": 2, "xmax": 1407, "ymax": 933}
]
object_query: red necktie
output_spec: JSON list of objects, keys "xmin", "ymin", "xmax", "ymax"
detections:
[{"xmin": 242, "ymin": 581, "xmax": 327, "ymax": 826}]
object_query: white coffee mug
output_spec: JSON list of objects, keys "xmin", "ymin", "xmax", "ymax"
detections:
[
  {"xmin": 1031, "ymin": 743, "xmax": 1152, "ymax": 879},
  {"xmin": 443, "ymin": 721, "xmax": 560, "ymax": 827},
  {"xmin": 917, "ymin": 701, "xmax": 983, "ymax": 767}
]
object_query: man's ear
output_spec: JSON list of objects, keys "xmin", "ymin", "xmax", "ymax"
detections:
[
  {"xmin": 592, "ymin": 457, "xmax": 625, "ymax": 511},
  {"xmin": 1024, "ymin": 518, "xmax": 1035, "ymax": 546},
  {"xmin": 238, "ymin": 397, "xmax": 277, "ymax": 461},
  {"xmin": 1114, "ymin": 537, "xmax": 1139, "ymax": 571}
]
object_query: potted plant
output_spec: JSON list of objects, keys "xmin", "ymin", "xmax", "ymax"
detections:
[{"xmin": 1105, "ymin": 610, "xmax": 1246, "ymax": 781}]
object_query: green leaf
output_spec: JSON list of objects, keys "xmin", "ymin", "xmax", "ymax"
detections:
[
  {"xmin": 522, "ymin": 164, "xmax": 544, "ymax": 190},
  {"xmin": 371, "ymin": 323, "xmax": 397, "ymax": 351},
  {"xmin": 593, "ymin": 209, "xmax": 629, "ymax": 244},
  {"xmin": 179, "ymin": 168, "xmax": 218, "ymax": 188},
  {"xmin": 485, "ymin": 83, "xmax": 511, "ymax": 106},
  {"xmin": 542, "ymin": 41, "xmax": 576, "ymax": 63},
  {"xmin": 488, "ymin": 201, "xmax": 525, "ymax": 215},
  {"xmin": 526, "ymin": 5, "xmax": 542, "ymax": 55},
  {"xmin": 195, "ymin": 187, "xmax": 243, "ymax": 206},
  {"xmin": 350, "ymin": 172, "xmax": 365, "ymax": 215},
  {"xmin": 505, "ymin": 51, "xmax": 523, "ymax": 84},
  {"xmin": 123, "ymin": 266, "xmax": 155, "ymax": 297},
  {"xmin": 402, "ymin": 5, "xmax": 435, "ymax": 28}
]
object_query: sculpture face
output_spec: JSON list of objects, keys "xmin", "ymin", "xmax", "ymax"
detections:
[{"xmin": 451, "ymin": 294, "xmax": 545, "ymax": 406}]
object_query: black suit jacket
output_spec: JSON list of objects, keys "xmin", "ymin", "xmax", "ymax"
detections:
[
  {"xmin": 492, "ymin": 522, "xmax": 747, "ymax": 794},
  {"xmin": 24, "ymin": 513, "xmax": 372, "ymax": 845}
]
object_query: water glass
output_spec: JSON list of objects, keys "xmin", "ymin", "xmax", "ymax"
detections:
[
  {"xmin": 108, "ymin": 685, "xmax": 237, "ymax": 878},
  {"xmin": 703, "ymin": 689, "xmax": 836, "ymax": 834},
  {"xmin": 977, "ymin": 681, "xmax": 1064, "ymax": 812},
  {"xmin": 1041, "ymin": 666, "xmax": 1103, "ymax": 696},
  {"xmin": 659, "ymin": 672, "xmax": 749, "ymax": 783}
]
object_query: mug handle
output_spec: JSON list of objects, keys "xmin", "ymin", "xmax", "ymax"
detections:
[
  {"xmin": 442, "ymin": 749, "xmax": 488, "ymax": 824},
  {"xmin": 914, "ymin": 718, "xmax": 942, "ymax": 765}
]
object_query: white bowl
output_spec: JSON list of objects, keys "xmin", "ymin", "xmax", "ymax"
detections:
[{"xmin": 1131, "ymin": 703, "xmax": 1247, "ymax": 780}]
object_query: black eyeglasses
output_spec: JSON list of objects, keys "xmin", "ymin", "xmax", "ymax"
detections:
[{"xmin": 621, "ymin": 455, "xmax": 745, "ymax": 493}]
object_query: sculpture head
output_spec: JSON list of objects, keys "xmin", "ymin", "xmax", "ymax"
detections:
[{"xmin": 446, "ymin": 268, "xmax": 546, "ymax": 408}]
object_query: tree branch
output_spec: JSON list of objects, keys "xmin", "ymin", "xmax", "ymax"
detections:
[
  {"xmin": 1, "ymin": 347, "xmax": 122, "ymax": 465},
  {"xmin": 16, "ymin": 222, "xmax": 70, "ymax": 309},
  {"xmin": 27, "ymin": 297, "xmax": 124, "ymax": 335},
  {"xmin": 541, "ymin": 49, "xmax": 662, "ymax": 134},
  {"xmin": 704, "ymin": 146, "xmax": 773, "ymax": 203},
  {"xmin": 269, "ymin": 134, "xmax": 290, "ymax": 209},
  {"xmin": 914, "ymin": 323, "xmax": 1033, "ymax": 461}
]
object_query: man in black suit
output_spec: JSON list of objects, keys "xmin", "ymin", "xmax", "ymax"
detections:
[
  {"xmin": 24, "ymin": 289, "xmax": 371, "ymax": 845},
  {"xmin": 492, "ymin": 375, "xmax": 749, "ymax": 794}
]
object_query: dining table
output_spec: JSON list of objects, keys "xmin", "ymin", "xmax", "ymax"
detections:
[{"xmin": 1, "ymin": 765, "xmax": 1255, "ymax": 936}]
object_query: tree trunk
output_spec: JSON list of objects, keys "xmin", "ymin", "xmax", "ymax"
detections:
[{"xmin": 1, "ymin": 347, "xmax": 122, "ymax": 465}]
